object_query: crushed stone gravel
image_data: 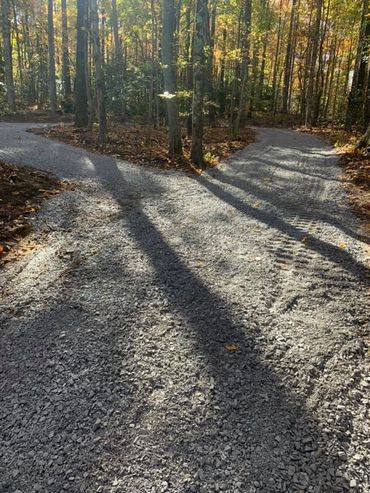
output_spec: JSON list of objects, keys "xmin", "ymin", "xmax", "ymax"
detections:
[{"xmin": 0, "ymin": 123, "xmax": 369, "ymax": 493}]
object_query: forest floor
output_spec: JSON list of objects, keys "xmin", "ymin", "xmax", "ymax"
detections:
[
  {"xmin": 32, "ymin": 123, "xmax": 255, "ymax": 173},
  {"xmin": 0, "ymin": 123, "xmax": 369, "ymax": 493},
  {"xmin": 0, "ymin": 160, "xmax": 71, "ymax": 265}
]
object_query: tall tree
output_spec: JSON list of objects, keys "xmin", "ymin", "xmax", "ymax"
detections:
[
  {"xmin": 206, "ymin": 0, "xmax": 217, "ymax": 126},
  {"xmin": 305, "ymin": 0, "xmax": 323, "ymax": 126},
  {"xmin": 111, "ymin": 0, "xmax": 122, "ymax": 61},
  {"xmin": 282, "ymin": 0, "xmax": 297, "ymax": 113},
  {"xmin": 191, "ymin": 0, "xmax": 208, "ymax": 166},
  {"xmin": 90, "ymin": 0, "xmax": 107, "ymax": 142},
  {"xmin": 233, "ymin": 0, "xmax": 252, "ymax": 135},
  {"xmin": 162, "ymin": 0, "xmax": 183, "ymax": 157},
  {"xmin": 75, "ymin": 0, "xmax": 88, "ymax": 127},
  {"xmin": 345, "ymin": 0, "xmax": 369, "ymax": 130},
  {"xmin": 61, "ymin": 0, "xmax": 72, "ymax": 101},
  {"xmin": 47, "ymin": 0, "xmax": 57, "ymax": 112},
  {"xmin": 1, "ymin": 0, "xmax": 16, "ymax": 112}
]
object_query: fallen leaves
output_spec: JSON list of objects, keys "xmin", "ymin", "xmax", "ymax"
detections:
[
  {"xmin": 0, "ymin": 160, "xmax": 71, "ymax": 264},
  {"xmin": 32, "ymin": 123, "xmax": 255, "ymax": 174}
]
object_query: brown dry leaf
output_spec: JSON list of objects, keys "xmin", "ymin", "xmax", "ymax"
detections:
[
  {"xmin": 0, "ymin": 245, "xmax": 4, "ymax": 255},
  {"xmin": 225, "ymin": 343, "xmax": 237, "ymax": 353},
  {"xmin": 31, "ymin": 124, "xmax": 255, "ymax": 174}
]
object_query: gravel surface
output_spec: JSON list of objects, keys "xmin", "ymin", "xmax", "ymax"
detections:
[{"xmin": 0, "ymin": 123, "xmax": 369, "ymax": 493}]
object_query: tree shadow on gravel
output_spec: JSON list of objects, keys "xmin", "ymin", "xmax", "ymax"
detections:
[
  {"xmin": 213, "ymin": 166, "xmax": 366, "ymax": 242},
  {"xmin": 216, "ymin": 153, "xmax": 367, "ymax": 245},
  {"xmin": 0, "ymin": 199, "xmax": 149, "ymax": 492},
  {"xmin": 84, "ymin": 156, "xmax": 349, "ymax": 492},
  {"xmin": 198, "ymin": 175, "xmax": 369, "ymax": 284},
  {"xmin": 0, "ymin": 135, "xmax": 359, "ymax": 493},
  {"xmin": 120, "ymin": 205, "xmax": 348, "ymax": 492}
]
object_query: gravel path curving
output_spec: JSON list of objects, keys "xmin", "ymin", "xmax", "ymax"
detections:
[{"xmin": 0, "ymin": 123, "xmax": 369, "ymax": 493}]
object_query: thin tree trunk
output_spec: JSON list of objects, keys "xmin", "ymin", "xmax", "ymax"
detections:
[
  {"xmin": 312, "ymin": 0, "xmax": 330, "ymax": 125},
  {"xmin": 90, "ymin": 0, "xmax": 107, "ymax": 142},
  {"xmin": 305, "ymin": 0, "xmax": 323, "ymax": 126},
  {"xmin": 248, "ymin": 44, "xmax": 258, "ymax": 116},
  {"xmin": 1, "ymin": 0, "xmax": 16, "ymax": 112},
  {"xmin": 12, "ymin": 0, "xmax": 23, "ymax": 97},
  {"xmin": 271, "ymin": 0, "xmax": 283, "ymax": 114},
  {"xmin": 218, "ymin": 27, "xmax": 227, "ymax": 116},
  {"xmin": 282, "ymin": 0, "xmax": 297, "ymax": 113},
  {"xmin": 149, "ymin": 0, "xmax": 159, "ymax": 126},
  {"xmin": 323, "ymin": 38, "xmax": 338, "ymax": 119},
  {"xmin": 233, "ymin": 0, "xmax": 252, "ymax": 136},
  {"xmin": 206, "ymin": 0, "xmax": 217, "ymax": 126},
  {"xmin": 191, "ymin": 0, "xmax": 208, "ymax": 166},
  {"xmin": 162, "ymin": 0, "xmax": 183, "ymax": 157},
  {"xmin": 111, "ymin": 0, "xmax": 122, "ymax": 61},
  {"xmin": 75, "ymin": 0, "xmax": 88, "ymax": 127},
  {"xmin": 184, "ymin": 0, "xmax": 193, "ymax": 136},
  {"xmin": 61, "ymin": 0, "xmax": 72, "ymax": 101},
  {"xmin": 299, "ymin": 9, "xmax": 313, "ymax": 119},
  {"xmin": 86, "ymin": 31, "xmax": 95, "ymax": 130},
  {"xmin": 48, "ymin": 0, "xmax": 57, "ymax": 112}
]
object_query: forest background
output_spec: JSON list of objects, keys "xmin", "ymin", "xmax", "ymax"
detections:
[{"xmin": 0, "ymin": 0, "xmax": 369, "ymax": 166}]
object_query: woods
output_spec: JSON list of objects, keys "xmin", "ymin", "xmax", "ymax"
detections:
[{"xmin": 0, "ymin": 0, "xmax": 369, "ymax": 161}]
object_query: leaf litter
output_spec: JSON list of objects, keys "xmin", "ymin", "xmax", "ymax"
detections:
[{"xmin": 0, "ymin": 160, "xmax": 72, "ymax": 265}]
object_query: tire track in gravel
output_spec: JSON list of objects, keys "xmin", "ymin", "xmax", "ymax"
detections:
[{"xmin": 0, "ymin": 124, "xmax": 369, "ymax": 493}]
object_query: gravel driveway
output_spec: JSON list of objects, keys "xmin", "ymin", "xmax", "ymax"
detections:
[{"xmin": 0, "ymin": 123, "xmax": 369, "ymax": 493}]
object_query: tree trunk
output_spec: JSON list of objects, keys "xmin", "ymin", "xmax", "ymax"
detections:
[
  {"xmin": 48, "ymin": 0, "xmax": 57, "ymax": 113},
  {"xmin": 305, "ymin": 0, "xmax": 323, "ymax": 126},
  {"xmin": 184, "ymin": 0, "xmax": 193, "ymax": 137},
  {"xmin": 311, "ymin": 0, "xmax": 330, "ymax": 125},
  {"xmin": 162, "ymin": 0, "xmax": 183, "ymax": 157},
  {"xmin": 218, "ymin": 27, "xmax": 227, "ymax": 116},
  {"xmin": 1, "ymin": 0, "xmax": 16, "ymax": 112},
  {"xmin": 12, "ymin": 0, "xmax": 23, "ymax": 97},
  {"xmin": 191, "ymin": 0, "xmax": 208, "ymax": 166},
  {"xmin": 345, "ymin": 0, "xmax": 369, "ymax": 130},
  {"xmin": 111, "ymin": 0, "xmax": 122, "ymax": 61},
  {"xmin": 90, "ymin": 0, "xmax": 107, "ymax": 143},
  {"xmin": 206, "ymin": 0, "xmax": 217, "ymax": 126},
  {"xmin": 271, "ymin": 0, "xmax": 283, "ymax": 114},
  {"xmin": 75, "ymin": 0, "xmax": 88, "ymax": 127},
  {"xmin": 233, "ymin": 0, "xmax": 252, "ymax": 136},
  {"xmin": 356, "ymin": 123, "xmax": 370, "ymax": 148},
  {"xmin": 61, "ymin": 0, "xmax": 72, "ymax": 101},
  {"xmin": 149, "ymin": 0, "xmax": 159, "ymax": 126},
  {"xmin": 282, "ymin": 0, "xmax": 297, "ymax": 113}
]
